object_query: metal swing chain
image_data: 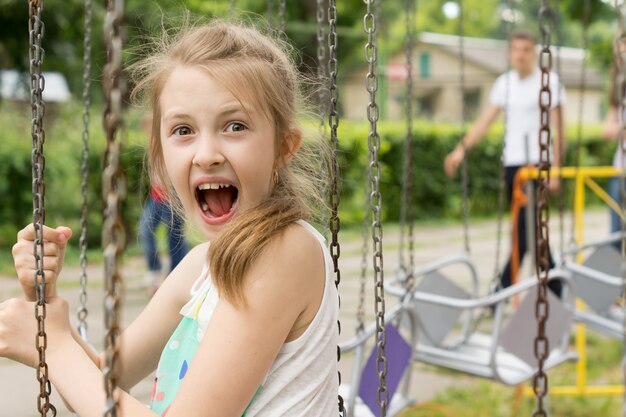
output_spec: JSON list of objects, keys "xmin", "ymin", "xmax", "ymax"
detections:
[
  {"xmin": 400, "ymin": 0, "xmax": 416, "ymax": 292},
  {"xmin": 364, "ymin": 1, "xmax": 389, "ymax": 414},
  {"xmin": 102, "ymin": 0, "xmax": 127, "ymax": 415},
  {"xmin": 316, "ymin": 0, "xmax": 328, "ymax": 239},
  {"xmin": 77, "ymin": 0, "xmax": 93, "ymax": 341},
  {"xmin": 553, "ymin": 0, "xmax": 566, "ymax": 260},
  {"xmin": 327, "ymin": 1, "xmax": 345, "ymax": 415},
  {"xmin": 570, "ymin": 0, "xmax": 591, "ymax": 252},
  {"xmin": 458, "ymin": 0, "xmax": 470, "ymax": 254},
  {"xmin": 317, "ymin": 0, "xmax": 327, "ymax": 129},
  {"xmin": 357, "ymin": 196, "xmax": 369, "ymax": 333},
  {"xmin": 614, "ymin": 4, "xmax": 626, "ymax": 415},
  {"xmin": 491, "ymin": 0, "xmax": 515, "ymax": 290},
  {"xmin": 28, "ymin": 1, "xmax": 57, "ymax": 416},
  {"xmin": 278, "ymin": 0, "xmax": 286, "ymax": 38},
  {"xmin": 533, "ymin": 2, "xmax": 555, "ymax": 416},
  {"xmin": 358, "ymin": 0, "xmax": 383, "ymax": 334}
]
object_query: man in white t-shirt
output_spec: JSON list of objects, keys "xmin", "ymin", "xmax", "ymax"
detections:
[{"xmin": 444, "ymin": 29, "xmax": 566, "ymax": 294}]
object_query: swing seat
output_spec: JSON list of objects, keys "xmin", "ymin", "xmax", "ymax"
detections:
[
  {"xmin": 339, "ymin": 304, "xmax": 417, "ymax": 417},
  {"xmin": 338, "ymin": 385, "xmax": 414, "ymax": 417},
  {"xmin": 565, "ymin": 237, "xmax": 625, "ymax": 339},
  {"xmin": 386, "ymin": 268, "xmax": 578, "ymax": 386}
]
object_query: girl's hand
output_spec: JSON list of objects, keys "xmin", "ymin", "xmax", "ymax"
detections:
[
  {"xmin": 12, "ymin": 224, "xmax": 72, "ymax": 301},
  {"xmin": 0, "ymin": 297, "xmax": 72, "ymax": 368}
]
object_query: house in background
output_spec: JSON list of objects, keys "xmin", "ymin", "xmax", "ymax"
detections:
[{"xmin": 343, "ymin": 32, "xmax": 605, "ymax": 124}]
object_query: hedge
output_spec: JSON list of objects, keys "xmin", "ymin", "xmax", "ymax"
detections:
[{"xmin": 0, "ymin": 101, "xmax": 613, "ymax": 248}]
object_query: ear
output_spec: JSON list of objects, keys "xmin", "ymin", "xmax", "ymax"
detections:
[{"xmin": 279, "ymin": 128, "xmax": 302, "ymax": 166}]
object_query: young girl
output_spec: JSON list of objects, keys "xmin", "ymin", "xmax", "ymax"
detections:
[{"xmin": 2, "ymin": 21, "xmax": 338, "ymax": 417}]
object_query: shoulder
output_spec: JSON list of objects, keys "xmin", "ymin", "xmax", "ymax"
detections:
[
  {"xmin": 493, "ymin": 72, "xmax": 510, "ymax": 88},
  {"xmin": 490, "ymin": 73, "xmax": 509, "ymax": 98},
  {"xmin": 161, "ymin": 242, "xmax": 210, "ymax": 305},
  {"xmin": 244, "ymin": 222, "xmax": 325, "ymax": 306},
  {"xmin": 181, "ymin": 241, "xmax": 210, "ymax": 271},
  {"xmin": 254, "ymin": 222, "xmax": 323, "ymax": 279}
]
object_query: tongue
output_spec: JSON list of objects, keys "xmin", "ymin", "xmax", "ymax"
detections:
[{"xmin": 204, "ymin": 187, "xmax": 233, "ymax": 217}]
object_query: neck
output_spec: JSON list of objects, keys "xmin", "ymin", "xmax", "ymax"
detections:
[{"xmin": 516, "ymin": 67, "xmax": 534, "ymax": 79}]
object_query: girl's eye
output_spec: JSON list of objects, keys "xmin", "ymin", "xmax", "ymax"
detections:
[
  {"xmin": 173, "ymin": 126, "xmax": 193, "ymax": 136},
  {"xmin": 225, "ymin": 122, "xmax": 247, "ymax": 133}
]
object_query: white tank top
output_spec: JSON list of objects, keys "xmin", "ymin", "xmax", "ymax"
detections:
[{"xmin": 179, "ymin": 220, "xmax": 339, "ymax": 417}]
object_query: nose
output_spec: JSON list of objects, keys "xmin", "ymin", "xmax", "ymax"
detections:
[{"xmin": 192, "ymin": 133, "xmax": 225, "ymax": 169}]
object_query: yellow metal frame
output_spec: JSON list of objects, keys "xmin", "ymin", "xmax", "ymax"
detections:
[{"xmin": 516, "ymin": 166, "xmax": 624, "ymax": 397}]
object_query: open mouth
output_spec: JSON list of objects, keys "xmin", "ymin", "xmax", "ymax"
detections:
[{"xmin": 195, "ymin": 183, "xmax": 239, "ymax": 223}]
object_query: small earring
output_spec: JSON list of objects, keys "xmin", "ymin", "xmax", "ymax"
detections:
[{"xmin": 273, "ymin": 169, "xmax": 279, "ymax": 185}]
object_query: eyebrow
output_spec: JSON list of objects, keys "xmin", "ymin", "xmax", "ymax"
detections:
[
  {"xmin": 218, "ymin": 102, "xmax": 254, "ymax": 118},
  {"xmin": 162, "ymin": 104, "xmax": 252, "ymax": 122}
]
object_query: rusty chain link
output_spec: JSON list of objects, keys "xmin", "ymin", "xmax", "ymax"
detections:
[
  {"xmin": 399, "ymin": 0, "xmax": 416, "ymax": 293},
  {"xmin": 77, "ymin": 0, "xmax": 93, "ymax": 342},
  {"xmin": 326, "ymin": 0, "xmax": 345, "ymax": 415},
  {"xmin": 364, "ymin": 0, "xmax": 389, "ymax": 414},
  {"xmin": 458, "ymin": 0, "xmax": 470, "ymax": 254},
  {"xmin": 532, "ymin": 2, "xmax": 555, "ymax": 416},
  {"xmin": 614, "ymin": 4, "xmax": 626, "ymax": 416},
  {"xmin": 316, "ymin": 0, "xmax": 326, "ymax": 129},
  {"xmin": 28, "ymin": 1, "xmax": 57, "ymax": 415},
  {"xmin": 102, "ymin": 0, "xmax": 127, "ymax": 416},
  {"xmin": 316, "ymin": 0, "xmax": 328, "ymax": 239}
]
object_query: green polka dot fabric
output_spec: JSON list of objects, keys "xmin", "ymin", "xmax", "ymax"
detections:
[
  {"xmin": 150, "ymin": 286, "xmax": 260, "ymax": 416},
  {"xmin": 150, "ymin": 316, "xmax": 200, "ymax": 416}
]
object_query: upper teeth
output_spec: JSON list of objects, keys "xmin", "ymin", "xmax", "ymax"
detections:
[{"xmin": 198, "ymin": 183, "xmax": 230, "ymax": 190}]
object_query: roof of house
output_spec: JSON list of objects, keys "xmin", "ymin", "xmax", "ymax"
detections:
[
  {"xmin": 1, "ymin": 69, "xmax": 71, "ymax": 102},
  {"xmin": 418, "ymin": 32, "xmax": 603, "ymax": 88}
]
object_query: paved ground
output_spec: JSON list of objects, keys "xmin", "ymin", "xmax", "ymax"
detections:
[{"xmin": 0, "ymin": 209, "xmax": 612, "ymax": 417}]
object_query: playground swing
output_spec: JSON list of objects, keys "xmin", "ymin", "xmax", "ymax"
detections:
[
  {"xmin": 335, "ymin": 2, "xmax": 418, "ymax": 417},
  {"xmin": 384, "ymin": 0, "xmax": 577, "ymax": 389},
  {"xmin": 557, "ymin": 0, "xmax": 626, "ymax": 342},
  {"xmin": 563, "ymin": 0, "xmax": 626, "ymax": 342}
]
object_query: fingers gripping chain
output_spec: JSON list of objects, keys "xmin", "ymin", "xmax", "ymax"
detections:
[{"xmin": 28, "ymin": 0, "xmax": 57, "ymax": 414}]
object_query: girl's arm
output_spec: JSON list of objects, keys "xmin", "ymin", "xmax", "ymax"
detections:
[
  {"xmin": 58, "ymin": 241, "xmax": 210, "ymax": 413},
  {"xmin": 46, "ymin": 223, "xmax": 324, "ymax": 417},
  {"xmin": 98, "ymin": 242, "xmax": 210, "ymax": 391},
  {"xmin": 12, "ymin": 223, "xmax": 209, "ymax": 391}
]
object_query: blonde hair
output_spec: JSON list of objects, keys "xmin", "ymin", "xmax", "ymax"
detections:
[{"xmin": 130, "ymin": 20, "xmax": 329, "ymax": 304}]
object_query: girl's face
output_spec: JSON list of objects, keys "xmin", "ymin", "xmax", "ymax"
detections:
[{"xmin": 159, "ymin": 66, "xmax": 277, "ymax": 240}]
